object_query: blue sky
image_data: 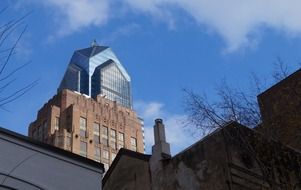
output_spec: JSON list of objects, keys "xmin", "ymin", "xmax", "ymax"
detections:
[{"xmin": 2, "ymin": 0, "xmax": 301, "ymax": 155}]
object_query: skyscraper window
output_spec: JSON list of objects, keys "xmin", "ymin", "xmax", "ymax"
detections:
[
  {"xmin": 94, "ymin": 147, "xmax": 100, "ymax": 162},
  {"xmin": 103, "ymin": 150, "xmax": 109, "ymax": 161},
  {"xmin": 131, "ymin": 137, "xmax": 137, "ymax": 152},
  {"xmin": 28, "ymin": 42, "xmax": 144, "ymax": 173},
  {"xmin": 80, "ymin": 117, "xmax": 87, "ymax": 138},
  {"xmin": 102, "ymin": 126, "xmax": 108, "ymax": 146},
  {"xmin": 58, "ymin": 44, "xmax": 132, "ymax": 108},
  {"xmin": 54, "ymin": 117, "xmax": 60, "ymax": 131},
  {"xmin": 118, "ymin": 132, "xmax": 124, "ymax": 149},
  {"xmin": 93, "ymin": 123, "xmax": 100, "ymax": 144},
  {"xmin": 80, "ymin": 141, "xmax": 87, "ymax": 157},
  {"xmin": 110, "ymin": 129, "xmax": 116, "ymax": 149}
]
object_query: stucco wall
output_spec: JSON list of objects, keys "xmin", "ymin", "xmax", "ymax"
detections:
[
  {"xmin": 150, "ymin": 129, "xmax": 230, "ymax": 190},
  {"xmin": 102, "ymin": 122, "xmax": 301, "ymax": 190},
  {"xmin": 103, "ymin": 155, "xmax": 151, "ymax": 190},
  {"xmin": 225, "ymin": 125, "xmax": 301, "ymax": 189},
  {"xmin": 150, "ymin": 124, "xmax": 301, "ymax": 190}
]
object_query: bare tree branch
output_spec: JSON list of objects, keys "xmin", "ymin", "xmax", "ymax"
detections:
[
  {"xmin": 272, "ymin": 57, "xmax": 290, "ymax": 82},
  {"xmin": 0, "ymin": 78, "xmax": 16, "ymax": 93},
  {"xmin": 0, "ymin": 7, "xmax": 37, "ymax": 111},
  {"xmin": 0, "ymin": 79, "xmax": 38, "ymax": 107},
  {"xmin": 183, "ymin": 59, "xmax": 293, "ymax": 188},
  {"xmin": 0, "ymin": 61, "xmax": 30, "ymax": 81},
  {"xmin": 184, "ymin": 79, "xmax": 262, "ymax": 136},
  {"xmin": 0, "ymin": 25, "xmax": 27, "ymax": 75},
  {"xmin": 184, "ymin": 57, "xmax": 292, "ymax": 136}
]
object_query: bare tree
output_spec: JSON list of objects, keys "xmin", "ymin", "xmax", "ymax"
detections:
[
  {"xmin": 183, "ymin": 62, "xmax": 294, "ymax": 188},
  {"xmin": 0, "ymin": 6, "xmax": 37, "ymax": 111},
  {"xmin": 183, "ymin": 82, "xmax": 261, "ymax": 135},
  {"xmin": 272, "ymin": 57, "xmax": 290, "ymax": 82},
  {"xmin": 183, "ymin": 59, "xmax": 291, "ymax": 135}
]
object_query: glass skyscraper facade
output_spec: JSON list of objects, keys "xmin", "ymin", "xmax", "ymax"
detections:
[{"xmin": 59, "ymin": 43, "xmax": 132, "ymax": 108}]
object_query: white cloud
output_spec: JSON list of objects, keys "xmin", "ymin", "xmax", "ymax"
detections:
[
  {"xmin": 102, "ymin": 23, "xmax": 141, "ymax": 44},
  {"xmin": 28, "ymin": 0, "xmax": 301, "ymax": 50},
  {"xmin": 124, "ymin": 0, "xmax": 301, "ymax": 52},
  {"xmin": 178, "ymin": 0, "xmax": 301, "ymax": 52},
  {"xmin": 124, "ymin": 0, "xmax": 176, "ymax": 28},
  {"xmin": 135, "ymin": 101, "xmax": 164, "ymax": 119},
  {"xmin": 42, "ymin": 0, "xmax": 109, "ymax": 37},
  {"xmin": 134, "ymin": 101, "xmax": 199, "ymax": 155}
]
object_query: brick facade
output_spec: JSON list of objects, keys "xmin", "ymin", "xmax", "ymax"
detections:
[{"xmin": 28, "ymin": 89, "xmax": 144, "ymax": 171}]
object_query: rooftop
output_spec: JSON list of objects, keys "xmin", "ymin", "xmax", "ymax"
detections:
[{"xmin": 76, "ymin": 45, "xmax": 109, "ymax": 58}]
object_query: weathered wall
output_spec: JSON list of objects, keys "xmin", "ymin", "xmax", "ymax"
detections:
[
  {"xmin": 150, "ymin": 129, "xmax": 230, "ymax": 190},
  {"xmin": 101, "ymin": 119, "xmax": 301, "ymax": 190},
  {"xmin": 258, "ymin": 68, "xmax": 301, "ymax": 151},
  {"xmin": 103, "ymin": 155, "xmax": 151, "ymax": 190},
  {"xmin": 150, "ymin": 123, "xmax": 301, "ymax": 190},
  {"xmin": 224, "ymin": 124, "xmax": 301, "ymax": 190}
]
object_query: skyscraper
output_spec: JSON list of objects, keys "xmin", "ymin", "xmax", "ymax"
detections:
[
  {"xmin": 59, "ymin": 41, "xmax": 132, "ymax": 108},
  {"xmin": 29, "ymin": 42, "xmax": 144, "ymax": 172}
]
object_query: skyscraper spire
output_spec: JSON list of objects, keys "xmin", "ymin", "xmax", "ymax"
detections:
[
  {"xmin": 91, "ymin": 39, "xmax": 98, "ymax": 47},
  {"xmin": 58, "ymin": 44, "xmax": 132, "ymax": 108}
]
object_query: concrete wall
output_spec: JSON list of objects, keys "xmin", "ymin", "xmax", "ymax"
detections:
[
  {"xmin": 103, "ymin": 155, "xmax": 151, "ymax": 190},
  {"xmin": 217, "ymin": 124, "xmax": 301, "ymax": 189},
  {"xmin": 102, "ymin": 119, "xmax": 301, "ymax": 190},
  {"xmin": 150, "ymin": 124, "xmax": 301, "ymax": 190},
  {"xmin": 0, "ymin": 130, "xmax": 103, "ymax": 190},
  {"xmin": 150, "ymin": 128, "xmax": 230, "ymax": 190}
]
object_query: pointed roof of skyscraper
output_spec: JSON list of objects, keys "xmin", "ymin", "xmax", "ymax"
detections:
[{"xmin": 77, "ymin": 40, "xmax": 109, "ymax": 57}]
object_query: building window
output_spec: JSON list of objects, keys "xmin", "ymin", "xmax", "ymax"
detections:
[
  {"xmin": 110, "ymin": 129, "xmax": 116, "ymax": 149},
  {"xmin": 130, "ymin": 137, "xmax": 137, "ymax": 152},
  {"xmin": 94, "ymin": 147, "xmax": 100, "ymax": 162},
  {"xmin": 103, "ymin": 149, "xmax": 109, "ymax": 161},
  {"xmin": 80, "ymin": 141, "xmax": 87, "ymax": 157},
  {"xmin": 100, "ymin": 63, "xmax": 132, "ymax": 108},
  {"xmin": 102, "ymin": 126, "xmax": 108, "ymax": 146},
  {"xmin": 111, "ymin": 153, "xmax": 116, "ymax": 162},
  {"xmin": 54, "ymin": 117, "xmax": 60, "ymax": 131},
  {"xmin": 66, "ymin": 136, "xmax": 71, "ymax": 150},
  {"xmin": 93, "ymin": 123, "xmax": 100, "ymax": 144},
  {"xmin": 80, "ymin": 117, "xmax": 87, "ymax": 138},
  {"xmin": 118, "ymin": 132, "xmax": 124, "ymax": 149}
]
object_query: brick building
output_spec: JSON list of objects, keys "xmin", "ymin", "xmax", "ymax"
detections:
[{"xmin": 28, "ymin": 43, "xmax": 144, "ymax": 172}]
